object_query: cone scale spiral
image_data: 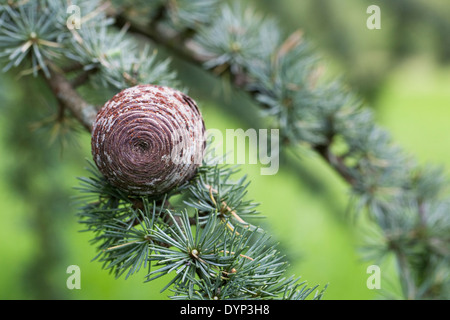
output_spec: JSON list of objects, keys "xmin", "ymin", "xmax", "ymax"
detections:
[{"xmin": 91, "ymin": 84, "xmax": 206, "ymax": 196}]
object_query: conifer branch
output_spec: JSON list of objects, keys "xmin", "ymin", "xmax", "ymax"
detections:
[
  {"xmin": 110, "ymin": 10, "xmax": 374, "ymax": 194},
  {"xmin": 112, "ymin": 9, "xmax": 358, "ymax": 188}
]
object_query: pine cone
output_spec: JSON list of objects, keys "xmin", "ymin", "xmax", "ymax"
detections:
[{"xmin": 91, "ymin": 84, "xmax": 205, "ymax": 196}]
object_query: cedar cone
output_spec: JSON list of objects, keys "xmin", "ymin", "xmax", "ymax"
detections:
[{"xmin": 91, "ymin": 84, "xmax": 205, "ymax": 196}]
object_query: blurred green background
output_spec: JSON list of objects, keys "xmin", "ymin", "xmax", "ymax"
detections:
[{"xmin": 0, "ymin": 0, "xmax": 449, "ymax": 299}]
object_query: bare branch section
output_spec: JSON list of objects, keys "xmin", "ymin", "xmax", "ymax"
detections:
[
  {"xmin": 44, "ymin": 65, "xmax": 98, "ymax": 132},
  {"xmin": 113, "ymin": 12, "xmax": 209, "ymax": 66}
]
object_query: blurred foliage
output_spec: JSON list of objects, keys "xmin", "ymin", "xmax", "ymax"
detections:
[
  {"xmin": 0, "ymin": 0, "xmax": 449, "ymax": 299},
  {"xmin": 258, "ymin": 0, "xmax": 450, "ymax": 101}
]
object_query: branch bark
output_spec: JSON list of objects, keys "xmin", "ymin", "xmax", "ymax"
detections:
[{"xmin": 43, "ymin": 64, "xmax": 98, "ymax": 132}]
